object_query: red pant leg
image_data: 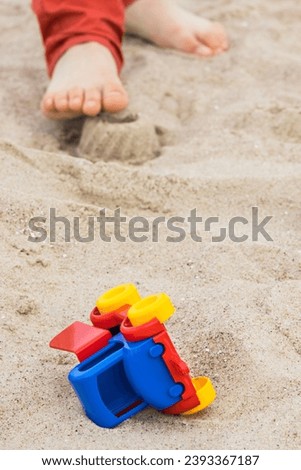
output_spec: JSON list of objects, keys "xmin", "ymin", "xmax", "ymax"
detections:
[{"xmin": 32, "ymin": 0, "xmax": 128, "ymax": 76}]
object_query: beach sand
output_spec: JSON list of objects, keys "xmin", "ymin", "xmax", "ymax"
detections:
[{"xmin": 0, "ymin": 0, "xmax": 300, "ymax": 450}]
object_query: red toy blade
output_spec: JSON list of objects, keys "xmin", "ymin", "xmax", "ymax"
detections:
[{"xmin": 49, "ymin": 321, "xmax": 112, "ymax": 362}]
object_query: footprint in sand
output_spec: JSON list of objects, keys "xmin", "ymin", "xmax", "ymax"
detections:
[
  {"xmin": 232, "ymin": 105, "xmax": 301, "ymax": 144},
  {"xmin": 270, "ymin": 106, "xmax": 301, "ymax": 143}
]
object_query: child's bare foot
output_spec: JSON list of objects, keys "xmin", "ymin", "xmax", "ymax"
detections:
[
  {"xmin": 126, "ymin": 0, "xmax": 229, "ymax": 57},
  {"xmin": 41, "ymin": 42, "xmax": 128, "ymax": 120}
]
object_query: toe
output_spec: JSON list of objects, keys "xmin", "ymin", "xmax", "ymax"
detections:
[
  {"xmin": 68, "ymin": 87, "xmax": 84, "ymax": 112},
  {"xmin": 174, "ymin": 30, "xmax": 200, "ymax": 53},
  {"xmin": 54, "ymin": 92, "xmax": 69, "ymax": 112},
  {"xmin": 82, "ymin": 88, "xmax": 102, "ymax": 116},
  {"xmin": 41, "ymin": 94, "xmax": 55, "ymax": 113},
  {"xmin": 195, "ymin": 44, "xmax": 214, "ymax": 57},
  {"xmin": 221, "ymin": 37, "xmax": 230, "ymax": 51},
  {"xmin": 197, "ymin": 22, "xmax": 229, "ymax": 54},
  {"xmin": 102, "ymin": 82, "xmax": 129, "ymax": 113},
  {"xmin": 215, "ymin": 23, "xmax": 230, "ymax": 50}
]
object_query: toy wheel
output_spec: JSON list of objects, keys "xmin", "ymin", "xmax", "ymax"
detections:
[
  {"xmin": 127, "ymin": 293, "xmax": 175, "ymax": 327},
  {"xmin": 182, "ymin": 377, "xmax": 216, "ymax": 415},
  {"xmin": 96, "ymin": 284, "xmax": 141, "ymax": 314}
]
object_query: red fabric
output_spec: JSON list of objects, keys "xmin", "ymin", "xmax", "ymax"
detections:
[{"xmin": 32, "ymin": 0, "xmax": 136, "ymax": 76}]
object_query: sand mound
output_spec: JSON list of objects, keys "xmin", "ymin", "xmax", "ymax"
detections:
[{"xmin": 79, "ymin": 111, "xmax": 162, "ymax": 164}]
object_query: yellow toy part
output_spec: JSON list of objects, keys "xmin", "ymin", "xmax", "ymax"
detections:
[
  {"xmin": 128, "ymin": 293, "xmax": 175, "ymax": 327},
  {"xmin": 96, "ymin": 284, "xmax": 141, "ymax": 314},
  {"xmin": 182, "ymin": 377, "xmax": 216, "ymax": 415}
]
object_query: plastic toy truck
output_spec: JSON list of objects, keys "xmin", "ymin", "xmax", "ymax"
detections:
[{"xmin": 50, "ymin": 284, "xmax": 216, "ymax": 428}]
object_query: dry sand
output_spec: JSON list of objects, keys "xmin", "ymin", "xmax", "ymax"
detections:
[{"xmin": 0, "ymin": 0, "xmax": 301, "ymax": 450}]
